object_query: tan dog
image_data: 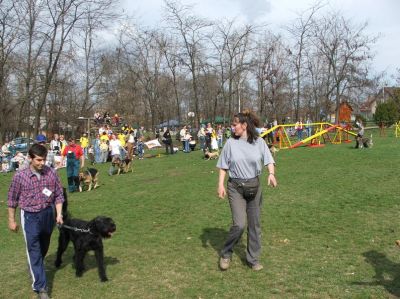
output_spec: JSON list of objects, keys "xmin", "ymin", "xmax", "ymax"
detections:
[
  {"xmin": 79, "ymin": 168, "xmax": 99, "ymax": 192},
  {"xmin": 268, "ymin": 144, "xmax": 279, "ymax": 157},
  {"xmin": 204, "ymin": 149, "xmax": 219, "ymax": 160}
]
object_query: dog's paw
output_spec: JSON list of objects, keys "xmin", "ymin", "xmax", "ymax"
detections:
[
  {"xmin": 100, "ymin": 276, "xmax": 108, "ymax": 282},
  {"xmin": 76, "ymin": 270, "xmax": 84, "ymax": 277},
  {"xmin": 54, "ymin": 259, "xmax": 62, "ymax": 268},
  {"xmin": 395, "ymin": 240, "xmax": 400, "ymax": 247}
]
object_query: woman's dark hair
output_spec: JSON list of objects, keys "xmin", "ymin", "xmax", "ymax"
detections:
[
  {"xmin": 232, "ymin": 109, "xmax": 261, "ymax": 144},
  {"xmin": 28, "ymin": 144, "xmax": 48, "ymax": 159}
]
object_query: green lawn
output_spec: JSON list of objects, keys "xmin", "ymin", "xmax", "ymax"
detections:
[{"xmin": 1, "ymin": 131, "xmax": 400, "ymax": 298}]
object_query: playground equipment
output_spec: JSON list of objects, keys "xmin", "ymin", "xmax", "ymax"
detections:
[
  {"xmin": 260, "ymin": 122, "xmax": 357, "ymax": 149},
  {"xmin": 290, "ymin": 125, "xmax": 337, "ymax": 149},
  {"xmin": 332, "ymin": 123, "xmax": 353, "ymax": 144},
  {"xmin": 395, "ymin": 121, "xmax": 400, "ymax": 138}
]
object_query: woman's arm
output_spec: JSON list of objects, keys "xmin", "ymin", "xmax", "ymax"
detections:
[
  {"xmin": 266, "ymin": 163, "xmax": 277, "ymax": 187},
  {"xmin": 218, "ymin": 168, "xmax": 227, "ymax": 199}
]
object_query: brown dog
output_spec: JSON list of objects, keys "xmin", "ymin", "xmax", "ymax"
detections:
[
  {"xmin": 204, "ymin": 149, "xmax": 219, "ymax": 160},
  {"xmin": 268, "ymin": 144, "xmax": 279, "ymax": 157},
  {"xmin": 111, "ymin": 156, "xmax": 122, "ymax": 175},
  {"xmin": 79, "ymin": 168, "xmax": 99, "ymax": 192},
  {"xmin": 121, "ymin": 158, "xmax": 133, "ymax": 174}
]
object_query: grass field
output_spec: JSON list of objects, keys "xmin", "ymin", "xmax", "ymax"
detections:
[{"xmin": 1, "ymin": 130, "xmax": 400, "ymax": 298}]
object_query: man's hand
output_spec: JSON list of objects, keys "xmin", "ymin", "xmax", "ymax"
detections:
[
  {"xmin": 8, "ymin": 220, "xmax": 19, "ymax": 232},
  {"xmin": 56, "ymin": 214, "xmax": 63, "ymax": 225}
]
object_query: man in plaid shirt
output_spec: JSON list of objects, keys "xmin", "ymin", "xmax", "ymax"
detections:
[{"xmin": 8, "ymin": 143, "xmax": 64, "ymax": 299}]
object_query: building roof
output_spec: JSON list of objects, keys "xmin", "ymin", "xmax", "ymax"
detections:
[{"xmin": 360, "ymin": 96, "xmax": 377, "ymax": 113}]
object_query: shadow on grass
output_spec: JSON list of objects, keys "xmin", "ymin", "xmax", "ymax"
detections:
[
  {"xmin": 44, "ymin": 248, "xmax": 119, "ymax": 296},
  {"xmin": 352, "ymin": 250, "xmax": 400, "ymax": 297},
  {"xmin": 200, "ymin": 227, "xmax": 247, "ymax": 266}
]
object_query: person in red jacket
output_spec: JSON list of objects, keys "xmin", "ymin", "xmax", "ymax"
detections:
[{"xmin": 61, "ymin": 138, "xmax": 84, "ymax": 192}]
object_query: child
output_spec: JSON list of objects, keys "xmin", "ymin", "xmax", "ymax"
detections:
[
  {"xmin": 137, "ymin": 137, "xmax": 144, "ymax": 160},
  {"xmin": 80, "ymin": 133, "xmax": 89, "ymax": 158},
  {"xmin": 99, "ymin": 139, "xmax": 109, "ymax": 163},
  {"xmin": 88, "ymin": 145, "xmax": 95, "ymax": 165}
]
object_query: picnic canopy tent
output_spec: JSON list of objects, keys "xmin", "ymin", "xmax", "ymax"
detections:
[
  {"xmin": 157, "ymin": 119, "xmax": 180, "ymax": 128},
  {"xmin": 200, "ymin": 116, "xmax": 230, "ymax": 125}
]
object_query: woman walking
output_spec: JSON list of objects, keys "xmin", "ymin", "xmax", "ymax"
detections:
[{"xmin": 217, "ymin": 110, "xmax": 277, "ymax": 271}]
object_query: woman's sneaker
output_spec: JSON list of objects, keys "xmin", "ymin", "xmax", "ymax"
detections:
[
  {"xmin": 219, "ymin": 257, "xmax": 230, "ymax": 270},
  {"xmin": 251, "ymin": 263, "xmax": 264, "ymax": 271}
]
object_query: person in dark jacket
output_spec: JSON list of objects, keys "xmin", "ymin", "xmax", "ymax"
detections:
[{"xmin": 163, "ymin": 128, "xmax": 174, "ymax": 154}]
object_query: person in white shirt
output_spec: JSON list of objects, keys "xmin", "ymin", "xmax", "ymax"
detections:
[
  {"xmin": 49, "ymin": 134, "xmax": 61, "ymax": 155},
  {"xmin": 305, "ymin": 116, "xmax": 312, "ymax": 137},
  {"xmin": 98, "ymin": 125, "xmax": 106, "ymax": 135},
  {"xmin": 180, "ymin": 126, "xmax": 187, "ymax": 152},
  {"xmin": 108, "ymin": 134, "xmax": 125, "ymax": 175},
  {"xmin": 109, "ymin": 134, "xmax": 122, "ymax": 158},
  {"xmin": 183, "ymin": 131, "xmax": 192, "ymax": 153},
  {"xmin": 126, "ymin": 130, "xmax": 135, "ymax": 159},
  {"xmin": 197, "ymin": 125, "xmax": 206, "ymax": 151},
  {"xmin": 294, "ymin": 118, "xmax": 304, "ymax": 141}
]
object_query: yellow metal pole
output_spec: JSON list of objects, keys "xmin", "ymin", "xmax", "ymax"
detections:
[{"xmin": 395, "ymin": 121, "xmax": 400, "ymax": 138}]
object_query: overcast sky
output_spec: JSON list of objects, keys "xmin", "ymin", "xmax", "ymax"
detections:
[{"xmin": 120, "ymin": 0, "xmax": 399, "ymax": 84}]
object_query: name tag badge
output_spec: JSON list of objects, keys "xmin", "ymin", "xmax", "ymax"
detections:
[{"xmin": 42, "ymin": 188, "xmax": 52, "ymax": 197}]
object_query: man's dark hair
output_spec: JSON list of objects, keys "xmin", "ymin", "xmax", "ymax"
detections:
[{"xmin": 28, "ymin": 143, "xmax": 48, "ymax": 159}]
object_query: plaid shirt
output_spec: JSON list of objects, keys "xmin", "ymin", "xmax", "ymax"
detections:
[{"xmin": 8, "ymin": 165, "xmax": 64, "ymax": 212}]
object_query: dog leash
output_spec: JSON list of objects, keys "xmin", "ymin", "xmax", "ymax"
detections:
[{"xmin": 57, "ymin": 223, "xmax": 93, "ymax": 234}]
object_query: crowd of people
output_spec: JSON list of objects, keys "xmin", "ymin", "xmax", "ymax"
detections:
[
  {"xmin": 0, "ymin": 134, "xmax": 69, "ymax": 173},
  {"xmin": 158, "ymin": 122, "xmax": 231, "ymax": 155},
  {"xmin": 0, "ymin": 117, "xmax": 300, "ymax": 174}
]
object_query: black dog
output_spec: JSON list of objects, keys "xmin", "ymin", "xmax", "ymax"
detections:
[{"xmin": 55, "ymin": 191, "xmax": 116, "ymax": 282}]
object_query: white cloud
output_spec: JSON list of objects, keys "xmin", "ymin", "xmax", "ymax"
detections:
[{"xmin": 233, "ymin": 0, "xmax": 272, "ymax": 22}]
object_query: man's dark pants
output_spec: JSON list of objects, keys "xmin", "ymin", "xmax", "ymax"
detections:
[{"xmin": 21, "ymin": 206, "xmax": 55, "ymax": 292}]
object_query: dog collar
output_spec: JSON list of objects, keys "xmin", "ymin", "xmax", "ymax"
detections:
[{"xmin": 58, "ymin": 223, "xmax": 92, "ymax": 234}]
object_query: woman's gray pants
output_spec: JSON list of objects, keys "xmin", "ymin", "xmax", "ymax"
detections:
[{"xmin": 220, "ymin": 178, "xmax": 263, "ymax": 266}]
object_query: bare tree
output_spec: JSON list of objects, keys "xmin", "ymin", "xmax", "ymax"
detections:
[
  {"xmin": 77, "ymin": 0, "xmax": 119, "ymax": 116},
  {"xmin": 164, "ymin": 0, "xmax": 212, "ymax": 126},
  {"xmin": 286, "ymin": 2, "xmax": 322, "ymax": 120},
  {"xmin": 252, "ymin": 32, "xmax": 291, "ymax": 122},
  {"xmin": 312, "ymin": 12, "xmax": 377, "ymax": 122},
  {"xmin": 119, "ymin": 28, "xmax": 164, "ymax": 128},
  {"xmin": 15, "ymin": 0, "xmax": 119, "ymax": 136},
  {"xmin": 156, "ymin": 33, "xmax": 183, "ymax": 125},
  {"xmin": 211, "ymin": 20, "xmax": 254, "ymax": 122},
  {"xmin": 304, "ymin": 48, "xmax": 328, "ymax": 120},
  {"xmin": 0, "ymin": 0, "xmax": 24, "ymax": 141}
]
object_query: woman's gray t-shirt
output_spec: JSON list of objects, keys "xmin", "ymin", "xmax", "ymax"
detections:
[{"xmin": 216, "ymin": 137, "xmax": 275, "ymax": 179}]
